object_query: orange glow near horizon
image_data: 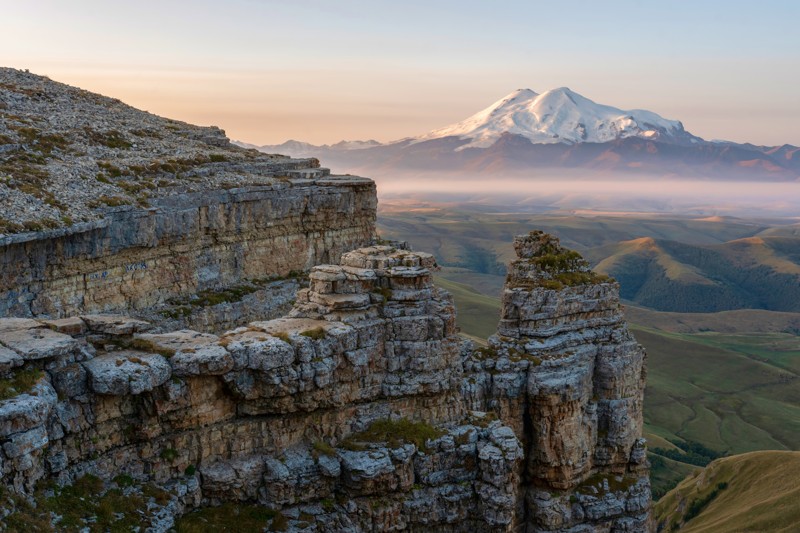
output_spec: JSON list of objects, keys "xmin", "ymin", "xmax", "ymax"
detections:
[{"xmin": 4, "ymin": 2, "xmax": 799, "ymax": 147}]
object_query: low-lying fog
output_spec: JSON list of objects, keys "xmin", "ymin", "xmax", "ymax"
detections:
[{"xmin": 366, "ymin": 171, "xmax": 800, "ymax": 217}]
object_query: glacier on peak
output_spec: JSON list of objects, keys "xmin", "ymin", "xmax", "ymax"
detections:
[{"xmin": 413, "ymin": 87, "xmax": 697, "ymax": 149}]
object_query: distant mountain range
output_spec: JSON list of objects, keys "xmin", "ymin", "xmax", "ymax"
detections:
[{"xmin": 240, "ymin": 88, "xmax": 800, "ymax": 180}]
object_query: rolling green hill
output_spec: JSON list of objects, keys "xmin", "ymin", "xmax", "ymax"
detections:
[
  {"xmin": 379, "ymin": 205, "xmax": 800, "ymax": 313},
  {"xmin": 586, "ymin": 236, "xmax": 800, "ymax": 312},
  {"xmin": 624, "ymin": 305, "xmax": 800, "ymax": 334},
  {"xmin": 655, "ymin": 451, "xmax": 800, "ymax": 532},
  {"xmin": 637, "ymin": 326, "xmax": 800, "ymax": 498}
]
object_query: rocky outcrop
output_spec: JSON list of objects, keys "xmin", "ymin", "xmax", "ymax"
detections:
[
  {"xmin": 0, "ymin": 177, "xmax": 376, "ymax": 321},
  {"xmin": 1, "ymin": 69, "xmax": 651, "ymax": 530},
  {"xmin": 463, "ymin": 231, "xmax": 650, "ymax": 531},
  {"xmin": 0, "ymin": 236, "xmax": 650, "ymax": 531},
  {"xmin": 0, "ymin": 67, "xmax": 376, "ymax": 327}
]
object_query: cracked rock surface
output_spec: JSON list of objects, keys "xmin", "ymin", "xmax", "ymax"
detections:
[{"xmin": 0, "ymin": 236, "xmax": 650, "ymax": 531}]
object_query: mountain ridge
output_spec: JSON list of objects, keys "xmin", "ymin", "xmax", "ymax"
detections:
[
  {"xmin": 412, "ymin": 87, "xmax": 699, "ymax": 148},
  {"xmin": 243, "ymin": 88, "xmax": 800, "ymax": 180}
]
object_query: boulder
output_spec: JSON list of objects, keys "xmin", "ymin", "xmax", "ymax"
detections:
[
  {"xmin": 83, "ymin": 351, "xmax": 171, "ymax": 395},
  {"xmin": 0, "ymin": 327, "xmax": 78, "ymax": 360}
]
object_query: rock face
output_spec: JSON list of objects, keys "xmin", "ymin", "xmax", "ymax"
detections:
[
  {"xmin": 0, "ymin": 236, "xmax": 651, "ymax": 531},
  {"xmin": 463, "ymin": 231, "xmax": 650, "ymax": 531},
  {"xmin": 0, "ymin": 68, "xmax": 376, "ymax": 325},
  {"xmin": 0, "ymin": 178, "xmax": 376, "ymax": 320}
]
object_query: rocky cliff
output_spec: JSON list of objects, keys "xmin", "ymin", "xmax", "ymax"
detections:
[
  {"xmin": 0, "ymin": 235, "xmax": 651, "ymax": 531},
  {"xmin": 1, "ymin": 68, "xmax": 649, "ymax": 531},
  {"xmin": 0, "ymin": 68, "xmax": 376, "ymax": 328}
]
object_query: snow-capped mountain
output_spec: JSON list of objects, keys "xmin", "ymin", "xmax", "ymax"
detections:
[
  {"xmin": 413, "ymin": 88, "xmax": 700, "ymax": 149},
  {"xmin": 244, "ymin": 88, "xmax": 799, "ymax": 180}
]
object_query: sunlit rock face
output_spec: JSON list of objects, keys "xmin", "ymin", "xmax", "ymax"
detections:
[{"xmin": 0, "ymin": 236, "xmax": 650, "ymax": 532}]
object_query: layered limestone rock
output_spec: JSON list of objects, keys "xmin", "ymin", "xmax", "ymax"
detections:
[
  {"xmin": 0, "ymin": 68, "xmax": 376, "ymax": 327},
  {"xmin": 0, "ymin": 236, "xmax": 651, "ymax": 532},
  {"xmin": 464, "ymin": 231, "xmax": 650, "ymax": 531},
  {"xmin": 0, "ymin": 177, "xmax": 376, "ymax": 322}
]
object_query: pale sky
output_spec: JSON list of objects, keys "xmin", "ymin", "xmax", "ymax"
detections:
[{"xmin": 4, "ymin": 0, "xmax": 799, "ymax": 146}]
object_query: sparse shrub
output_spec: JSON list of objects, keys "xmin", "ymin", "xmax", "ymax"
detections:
[
  {"xmin": 88, "ymin": 195, "xmax": 132, "ymax": 208},
  {"xmin": 272, "ymin": 331, "xmax": 291, "ymax": 343},
  {"xmin": 373, "ymin": 286, "xmax": 393, "ymax": 303},
  {"xmin": 341, "ymin": 418, "xmax": 445, "ymax": 452},
  {"xmin": 312, "ymin": 440, "xmax": 337, "ymax": 458},
  {"xmin": 0, "ymin": 368, "xmax": 43, "ymax": 401},
  {"xmin": 269, "ymin": 511, "xmax": 288, "ymax": 532},
  {"xmin": 97, "ymin": 161, "xmax": 124, "ymax": 177},
  {"xmin": 114, "ymin": 473, "xmax": 135, "ymax": 487},
  {"xmin": 160, "ymin": 448, "xmax": 178, "ymax": 461}
]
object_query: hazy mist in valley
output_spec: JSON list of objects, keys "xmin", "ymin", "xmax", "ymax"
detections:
[{"xmin": 368, "ymin": 170, "xmax": 800, "ymax": 218}]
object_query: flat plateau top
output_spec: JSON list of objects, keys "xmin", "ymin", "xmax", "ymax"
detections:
[{"xmin": 0, "ymin": 67, "xmax": 371, "ymax": 235}]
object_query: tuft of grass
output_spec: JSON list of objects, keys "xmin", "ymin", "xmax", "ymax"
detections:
[
  {"xmin": 113, "ymin": 473, "xmax": 134, "ymax": 487},
  {"xmin": 160, "ymin": 448, "xmax": 179, "ymax": 461},
  {"xmin": 159, "ymin": 305, "xmax": 193, "ymax": 320},
  {"xmin": 0, "ymin": 368, "xmax": 43, "ymax": 401},
  {"xmin": 473, "ymin": 345, "xmax": 497, "ymax": 360},
  {"xmin": 312, "ymin": 440, "xmax": 337, "ymax": 458},
  {"xmin": 128, "ymin": 338, "xmax": 176, "ymax": 358},
  {"xmin": 272, "ymin": 331, "xmax": 290, "ymax": 343},
  {"xmin": 341, "ymin": 418, "xmax": 445, "ymax": 453},
  {"xmin": 300, "ymin": 326, "xmax": 326, "ymax": 340},
  {"xmin": 321, "ymin": 498, "xmax": 335, "ymax": 512},
  {"xmin": 88, "ymin": 195, "xmax": 131, "ymax": 208},
  {"xmin": 373, "ymin": 286, "xmax": 393, "ymax": 303},
  {"xmin": 169, "ymin": 283, "xmax": 264, "ymax": 309},
  {"xmin": 269, "ymin": 511, "xmax": 289, "ymax": 532},
  {"xmin": 84, "ymin": 127, "xmax": 132, "ymax": 149},
  {"xmin": 175, "ymin": 503, "xmax": 276, "ymax": 533}
]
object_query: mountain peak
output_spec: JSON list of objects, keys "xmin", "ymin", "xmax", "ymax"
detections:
[
  {"xmin": 505, "ymin": 88, "xmax": 538, "ymax": 98},
  {"xmin": 414, "ymin": 86, "xmax": 698, "ymax": 149}
]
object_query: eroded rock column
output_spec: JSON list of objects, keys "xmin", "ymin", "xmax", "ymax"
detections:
[{"xmin": 465, "ymin": 231, "xmax": 651, "ymax": 532}]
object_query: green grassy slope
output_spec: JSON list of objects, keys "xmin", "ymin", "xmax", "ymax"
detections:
[
  {"xmin": 655, "ymin": 451, "xmax": 800, "ymax": 532},
  {"xmin": 625, "ymin": 305, "xmax": 800, "ymax": 334},
  {"xmin": 638, "ymin": 326, "xmax": 800, "ymax": 454},
  {"xmin": 432, "ymin": 274, "xmax": 501, "ymax": 340},
  {"xmin": 585, "ymin": 236, "xmax": 800, "ymax": 312}
]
